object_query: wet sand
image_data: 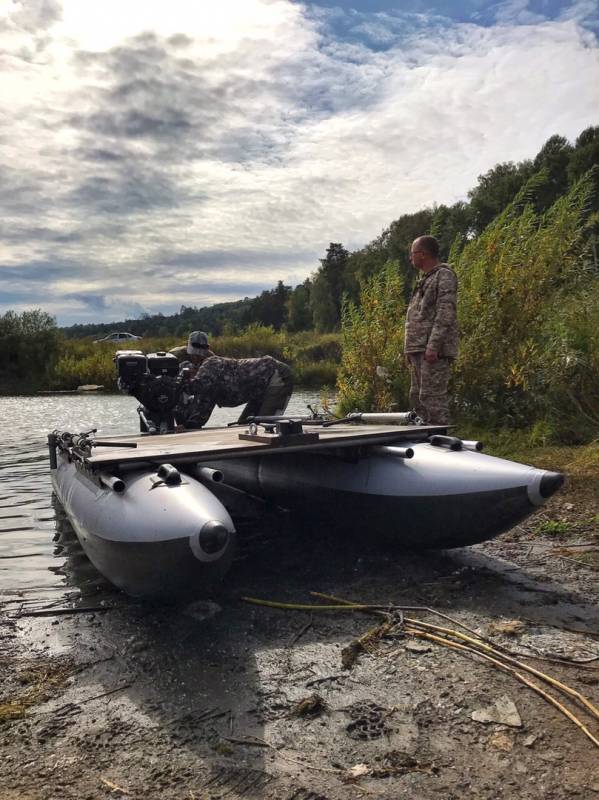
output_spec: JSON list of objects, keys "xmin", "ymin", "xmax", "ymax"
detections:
[{"xmin": 2, "ymin": 486, "xmax": 598, "ymax": 800}]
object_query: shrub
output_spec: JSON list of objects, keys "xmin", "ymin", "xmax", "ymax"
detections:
[
  {"xmin": 213, "ymin": 324, "xmax": 286, "ymax": 360},
  {"xmin": 0, "ymin": 310, "xmax": 61, "ymax": 390},
  {"xmin": 337, "ymin": 261, "xmax": 409, "ymax": 414},
  {"xmin": 293, "ymin": 360, "xmax": 338, "ymax": 387},
  {"xmin": 452, "ymin": 167, "xmax": 599, "ymax": 439}
]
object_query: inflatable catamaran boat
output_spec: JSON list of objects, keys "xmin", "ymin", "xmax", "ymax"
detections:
[{"xmin": 48, "ymin": 412, "xmax": 564, "ymax": 597}]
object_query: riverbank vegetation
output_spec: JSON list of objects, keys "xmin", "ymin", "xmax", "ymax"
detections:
[
  {"xmin": 1, "ymin": 127, "xmax": 597, "ymax": 443},
  {"xmin": 55, "ymin": 327, "xmax": 339, "ymax": 389},
  {"xmin": 0, "ymin": 320, "xmax": 339, "ymax": 392},
  {"xmin": 338, "ymin": 162, "xmax": 599, "ymax": 443},
  {"xmin": 0, "ymin": 310, "xmax": 61, "ymax": 393}
]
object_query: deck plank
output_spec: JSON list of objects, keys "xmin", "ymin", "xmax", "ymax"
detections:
[{"xmin": 86, "ymin": 424, "xmax": 446, "ymax": 468}]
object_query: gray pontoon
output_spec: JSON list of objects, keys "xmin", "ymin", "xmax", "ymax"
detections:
[{"xmin": 48, "ymin": 415, "xmax": 563, "ymax": 597}]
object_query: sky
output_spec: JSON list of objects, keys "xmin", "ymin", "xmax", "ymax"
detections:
[{"xmin": 1, "ymin": 0, "xmax": 597, "ymax": 327}]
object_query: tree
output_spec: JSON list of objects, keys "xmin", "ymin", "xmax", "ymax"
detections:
[
  {"xmin": 430, "ymin": 202, "xmax": 472, "ymax": 260},
  {"xmin": 0, "ymin": 309, "xmax": 61, "ymax": 388},
  {"xmin": 309, "ymin": 243, "xmax": 350, "ymax": 331},
  {"xmin": 532, "ymin": 134, "xmax": 573, "ymax": 209},
  {"xmin": 243, "ymin": 281, "xmax": 291, "ymax": 330},
  {"xmin": 467, "ymin": 161, "xmax": 533, "ymax": 235},
  {"xmin": 0, "ymin": 308, "xmax": 57, "ymax": 336},
  {"xmin": 345, "ymin": 241, "xmax": 389, "ymax": 299},
  {"xmin": 287, "ymin": 279, "xmax": 312, "ymax": 331},
  {"xmin": 568, "ymin": 126, "xmax": 599, "ymax": 186},
  {"xmin": 310, "ymin": 271, "xmax": 338, "ymax": 332},
  {"xmin": 321, "ymin": 242, "xmax": 349, "ymax": 321},
  {"xmin": 379, "ymin": 209, "xmax": 435, "ymax": 299}
]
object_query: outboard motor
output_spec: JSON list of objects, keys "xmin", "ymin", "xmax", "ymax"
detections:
[
  {"xmin": 115, "ymin": 350, "xmax": 192, "ymax": 434},
  {"xmin": 147, "ymin": 351, "xmax": 179, "ymax": 378},
  {"xmin": 116, "ymin": 350, "xmax": 147, "ymax": 384}
]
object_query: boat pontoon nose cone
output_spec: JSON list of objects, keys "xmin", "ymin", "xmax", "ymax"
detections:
[
  {"xmin": 539, "ymin": 471, "xmax": 564, "ymax": 499},
  {"xmin": 528, "ymin": 469, "xmax": 565, "ymax": 505},
  {"xmin": 190, "ymin": 521, "xmax": 231, "ymax": 561}
]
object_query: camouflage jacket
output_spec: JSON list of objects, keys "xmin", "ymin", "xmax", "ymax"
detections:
[
  {"xmin": 181, "ymin": 355, "xmax": 284, "ymax": 428},
  {"xmin": 404, "ymin": 264, "xmax": 458, "ymax": 358}
]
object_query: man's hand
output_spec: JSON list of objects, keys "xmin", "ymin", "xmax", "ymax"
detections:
[{"xmin": 424, "ymin": 348, "xmax": 438, "ymax": 363}]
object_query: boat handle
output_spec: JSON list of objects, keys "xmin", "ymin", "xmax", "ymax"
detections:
[
  {"xmin": 461, "ymin": 440, "xmax": 484, "ymax": 451},
  {"xmin": 156, "ymin": 463, "xmax": 182, "ymax": 485},
  {"xmin": 196, "ymin": 466, "xmax": 224, "ymax": 483},
  {"xmin": 371, "ymin": 445, "xmax": 414, "ymax": 459},
  {"xmin": 429, "ymin": 435, "xmax": 462, "ymax": 450},
  {"xmin": 99, "ymin": 473, "xmax": 126, "ymax": 493}
]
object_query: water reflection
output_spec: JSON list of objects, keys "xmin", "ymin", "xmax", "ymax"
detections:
[
  {"xmin": 0, "ymin": 391, "xmax": 321, "ymax": 601},
  {"xmin": 50, "ymin": 496, "xmax": 116, "ymax": 602}
]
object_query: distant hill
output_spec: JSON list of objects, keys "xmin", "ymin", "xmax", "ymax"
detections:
[{"xmin": 60, "ymin": 297, "xmax": 254, "ymax": 340}]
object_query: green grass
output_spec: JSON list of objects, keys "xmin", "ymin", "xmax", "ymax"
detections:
[
  {"xmin": 571, "ymin": 552, "xmax": 599, "ymax": 567},
  {"xmin": 534, "ymin": 519, "xmax": 573, "ymax": 537}
]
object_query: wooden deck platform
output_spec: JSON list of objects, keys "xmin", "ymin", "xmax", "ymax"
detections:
[{"xmin": 87, "ymin": 423, "xmax": 446, "ymax": 470}]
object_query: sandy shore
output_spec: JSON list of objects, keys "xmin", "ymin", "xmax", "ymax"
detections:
[{"xmin": 1, "ymin": 476, "xmax": 598, "ymax": 800}]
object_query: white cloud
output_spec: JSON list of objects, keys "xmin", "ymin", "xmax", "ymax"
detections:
[
  {"xmin": 58, "ymin": 0, "xmax": 301, "ymax": 53},
  {"xmin": 0, "ymin": 0, "xmax": 597, "ymax": 324},
  {"xmin": 493, "ymin": 0, "xmax": 546, "ymax": 26}
]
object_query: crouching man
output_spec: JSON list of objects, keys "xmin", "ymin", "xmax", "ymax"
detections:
[{"xmin": 177, "ymin": 355, "xmax": 293, "ymax": 429}]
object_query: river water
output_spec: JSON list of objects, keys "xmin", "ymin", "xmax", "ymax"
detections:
[{"xmin": 0, "ymin": 390, "xmax": 321, "ymax": 605}]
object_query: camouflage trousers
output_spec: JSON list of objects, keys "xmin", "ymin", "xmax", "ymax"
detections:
[
  {"xmin": 408, "ymin": 353, "xmax": 452, "ymax": 425},
  {"xmin": 237, "ymin": 362, "xmax": 293, "ymax": 423}
]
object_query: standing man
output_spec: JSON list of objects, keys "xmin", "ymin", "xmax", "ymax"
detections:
[{"xmin": 404, "ymin": 236, "xmax": 458, "ymax": 425}]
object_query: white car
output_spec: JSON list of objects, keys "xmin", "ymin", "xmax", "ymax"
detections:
[{"xmin": 93, "ymin": 332, "xmax": 143, "ymax": 344}]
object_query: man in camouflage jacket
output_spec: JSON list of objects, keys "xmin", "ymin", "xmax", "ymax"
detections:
[
  {"xmin": 178, "ymin": 355, "xmax": 293, "ymax": 429},
  {"xmin": 404, "ymin": 236, "xmax": 458, "ymax": 425}
]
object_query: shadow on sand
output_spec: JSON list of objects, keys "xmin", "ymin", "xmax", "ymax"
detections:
[{"xmin": 42, "ymin": 499, "xmax": 599, "ymax": 797}]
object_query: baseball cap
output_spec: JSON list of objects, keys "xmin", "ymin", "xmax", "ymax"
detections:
[{"xmin": 187, "ymin": 331, "xmax": 210, "ymax": 354}]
